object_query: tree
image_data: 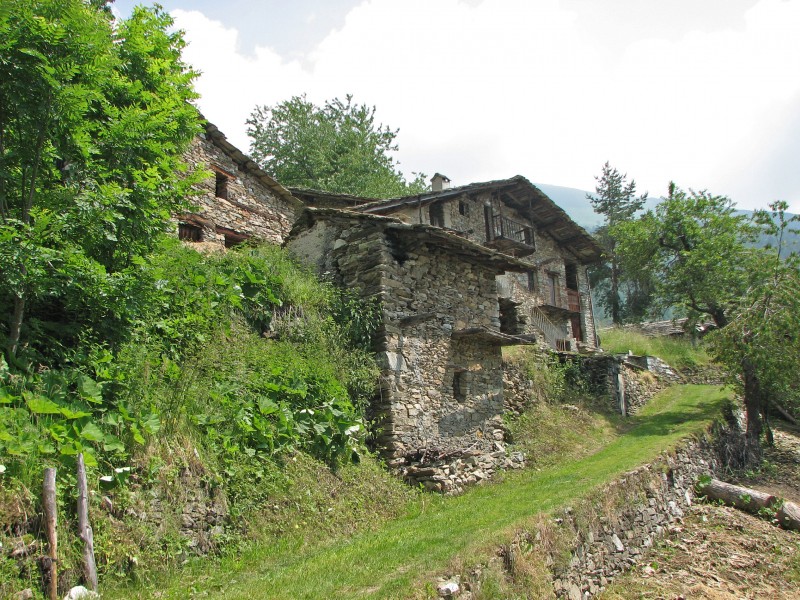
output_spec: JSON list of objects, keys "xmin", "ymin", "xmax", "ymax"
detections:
[
  {"xmin": 709, "ymin": 202, "xmax": 800, "ymax": 459},
  {"xmin": 0, "ymin": 0, "xmax": 201, "ymax": 362},
  {"xmin": 247, "ymin": 95, "xmax": 427, "ymax": 198},
  {"xmin": 586, "ymin": 162, "xmax": 648, "ymax": 324},
  {"xmin": 613, "ymin": 183, "xmax": 760, "ymax": 329}
]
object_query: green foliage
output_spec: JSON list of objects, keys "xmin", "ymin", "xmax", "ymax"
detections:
[
  {"xmin": 505, "ymin": 347, "xmax": 591, "ymax": 405},
  {"xmin": 613, "ymin": 184, "xmax": 761, "ymax": 328},
  {"xmin": 587, "ymin": 162, "xmax": 650, "ymax": 324},
  {"xmin": 0, "ymin": 0, "xmax": 201, "ymax": 360},
  {"xmin": 708, "ymin": 202, "xmax": 800, "ymax": 443},
  {"xmin": 247, "ymin": 94, "xmax": 427, "ymax": 198},
  {"xmin": 599, "ymin": 327, "xmax": 711, "ymax": 370},
  {"xmin": 0, "ymin": 239, "xmax": 380, "ymax": 491}
]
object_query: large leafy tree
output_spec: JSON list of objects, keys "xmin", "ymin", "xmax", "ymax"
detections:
[
  {"xmin": 613, "ymin": 183, "xmax": 760, "ymax": 328},
  {"xmin": 247, "ymin": 94, "xmax": 426, "ymax": 198},
  {"xmin": 586, "ymin": 162, "xmax": 649, "ymax": 324},
  {"xmin": 709, "ymin": 202, "xmax": 800, "ymax": 459},
  {"xmin": 0, "ymin": 0, "xmax": 201, "ymax": 362}
]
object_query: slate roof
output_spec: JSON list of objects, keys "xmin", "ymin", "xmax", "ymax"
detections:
[
  {"xmin": 288, "ymin": 207, "xmax": 534, "ymax": 273},
  {"xmin": 291, "ymin": 176, "xmax": 602, "ymax": 263}
]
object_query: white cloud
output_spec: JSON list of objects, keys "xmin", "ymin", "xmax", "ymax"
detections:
[{"xmin": 173, "ymin": 0, "xmax": 800, "ymax": 212}]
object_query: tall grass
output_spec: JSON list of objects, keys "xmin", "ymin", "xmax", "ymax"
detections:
[{"xmin": 599, "ymin": 327, "xmax": 711, "ymax": 369}]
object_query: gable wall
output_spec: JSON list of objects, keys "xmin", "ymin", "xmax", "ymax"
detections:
[
  {"xmin": 286, "ymin": 218, "xmax": 508, "ymax": 463},
  {"xmin": 181, "ymin": 135, "xmax": 297, "ymax": 245}
]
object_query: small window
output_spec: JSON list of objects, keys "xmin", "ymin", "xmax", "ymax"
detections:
[
  {"xmin": 216, "ymin": 226, "xmax": 249, "ymax": 248},
  {"xmin": 453, "ymin": 370, "xmax": 472, "ymax": 402},
  {"xmin": 458, "ymin": 201, "xmax": 469, "ymax": 216},
  {"xmin": 429, "ymin": 203, "xmax": 445, "ymax": 227},
  {"xmin": 565, "ymin": 263, "xmax": 579, "ymax": 290},
  {"xmin": 215, "ymin": 171, "xmax": 229, "ymax": 200},
  {"xmin": 527, "ymin": 270, "xmax": 537, "ymax": 292},
  {"xmin": 178, "ymin": 223, "xmax": 202, "ymax": 242}
]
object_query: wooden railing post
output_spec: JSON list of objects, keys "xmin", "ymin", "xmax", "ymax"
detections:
[
  {"xmin": 42, "ymin": 468, "xmax": 57, "ymax": 600},
  {"xmin": 77, "ymin": 454, "xmax": 98, "ymax": 591}
]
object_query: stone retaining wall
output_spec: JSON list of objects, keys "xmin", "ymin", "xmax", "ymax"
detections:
[{"xmin": 550, "ymin": 433, "xmax": 723, "ymax": 598}]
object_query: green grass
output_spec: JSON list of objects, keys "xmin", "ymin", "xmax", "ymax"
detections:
[
  {"xmin": 105, "ymin": 384, "xmax": 730, "ymax": 599},
  {"xmin": 599, "ymin": 327, "xmax": 711, "ymax": 370}
]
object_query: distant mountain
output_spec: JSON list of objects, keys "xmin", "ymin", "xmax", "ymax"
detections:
[
  {"xmin": 536, "ymin": 184, "xmax": 799, "ymax": 255},
  {"xmin": 534, "ymin": 183, "xmax": 600, "ymax": 230}
]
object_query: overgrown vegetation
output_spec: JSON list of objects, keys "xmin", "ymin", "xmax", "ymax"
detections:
[
  {"xmin": 102, "ymin": 385, "xmax": 730, "ymax": 599},
  {"xmin": 0, "ymin": 239, "xmax": 382, "ymax": 593},
  {"xmin": 599, "ymin": 328, "xmax": 711, "ymax": 371}
]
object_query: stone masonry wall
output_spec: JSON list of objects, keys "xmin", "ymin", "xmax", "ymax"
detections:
[
  {"xmin": 181, "ymin": 135, "xmax": 297, "ymax": 246},
  {"xmin": 438, "ymin": 191, "xmax": 596, "ymax": 350},
  {"xmin": 549, "ymin": 435, "xmax": 723, "ymax": 598},
  {"xmin": 287, "ymin": 214, "xmax": 522, "ymax": 491}
]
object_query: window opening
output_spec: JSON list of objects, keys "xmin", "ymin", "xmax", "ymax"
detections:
[
  {"xmin": 453, "ymin": 370, "xmax": 472, "ymax": 402},
  {"xmin": 178, "ymin": 223, "xmax": 202, "ymax": 242},
  {"xmin": 429, "ymin": 203, "xmax": 445, "ymax": 227},
  {"xmin": 565, "ymin": 263, "xmax": 579, "ymax": 290},
  {"xmin": 527, "ymin": 270, "xmax": 537, "ymax": 292},
  {"xmin": 215, "ymin": 171, "xmax": 229, "ymax": 200},
  {"xmin": 547, "ymin": 272, "xmax": 559, "ymax": 306},
  {"xmin": 458, "ymin": 200, "xmax": 469, "ymax": 216}
]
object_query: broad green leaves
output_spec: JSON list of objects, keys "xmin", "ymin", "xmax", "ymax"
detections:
[
  {"xmin": 1, "ymin": 0, "xmax": 201, "ymax": 360},
  {"xmin": 613, "ymin": 184, "xmax": 760, "ymax": 328}
]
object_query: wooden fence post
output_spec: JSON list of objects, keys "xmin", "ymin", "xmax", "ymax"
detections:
[
  {"xmin": 76, "ymin": 453, "xmax": 98, "ymax": 591},
  {"xmin": 42, "ymin": 467, "xmax": 58, "ymax": 600}
]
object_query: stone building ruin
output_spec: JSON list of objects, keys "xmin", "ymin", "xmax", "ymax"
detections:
[
  {"xmin": 179, "ymin": 120, "xmax": 605, "ymax": 489},
  {"xmin": 177, "ymin": 120, "xmax": 301, "ymax": 248},
  {"xmin": 292, "ymin": 175, "xmax": 603, "ymax": 352}
]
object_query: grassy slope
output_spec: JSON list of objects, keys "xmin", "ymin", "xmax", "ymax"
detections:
[
  {"xmin": 599, "ymin": 328, "xmax": 711, "ymax": 370},
  {"xmin": 108, "ymin": 384, "xmax": 730, "ymax": 599}
]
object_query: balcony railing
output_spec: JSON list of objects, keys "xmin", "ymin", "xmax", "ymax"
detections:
[
  {"xmin": 492, "ymin": 214, "xmax": 533, "ymax": 245},
  {"xmin": 485, "ymin": 214, "xmax": 535, "ymax": 256}
]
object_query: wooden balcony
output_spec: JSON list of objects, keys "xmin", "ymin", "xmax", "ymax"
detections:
[{"xmin": 485, "ymin": 214, "xmax": 535, "ymax": 257}]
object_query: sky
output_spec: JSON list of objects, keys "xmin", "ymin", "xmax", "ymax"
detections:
[{"xmin": 113, "ymin": 0, "xmax": 800, "ymax": 212}]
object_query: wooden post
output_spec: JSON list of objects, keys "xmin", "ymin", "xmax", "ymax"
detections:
[
  {"xmin": 76, "ymin": 454, "xmax": 98, "ymax": 591},
  {"xmin": 42, "ymin": 467, "xmax": 57, "ymax": 600}
]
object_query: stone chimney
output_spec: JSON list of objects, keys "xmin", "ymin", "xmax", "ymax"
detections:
[{"xmin": 431, "ymin": 173, "xmax": 451, "ymax": 192}]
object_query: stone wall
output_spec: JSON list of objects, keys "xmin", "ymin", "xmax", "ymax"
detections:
[
  {"xmin": 549, "ymin": 433, "xmax": 725, "ymax": 598},
  {"xmin": 557, "ymin": 353, "xmax": 683, "ymax": 416},
  {"xmin": 366, "ymin": 190, "xmax": 597, "ymax": 350},
  {"xmin": 179, "ymin": 134, "xmax": 298, "ymax": 247},
  {"xmin": 287, "ymin": 211, "xmax": 528, "ymax": 490},
  {"xmin": 503, "ymin": 361, "xmax": 537, "ymax": 416}
]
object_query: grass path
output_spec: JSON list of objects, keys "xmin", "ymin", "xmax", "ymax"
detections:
[{"xmin": 111, "ymin": 385, "xmax": 730, "ymax": 599}]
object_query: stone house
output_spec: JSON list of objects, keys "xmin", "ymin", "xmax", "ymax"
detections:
[
  {"xmin": 177, "ymin": 120, "xmax": 302, "ymax": 248},
  {"xmin": 293, "ymin": 175, "xmax": 604, "ymax": 352},
  {"xmin": 286, "ymin": 208, "xmax": 533, "ymax": 490},
  {"xmin": 178, "ymin": 125, "xmax": 604, "ymax": 488}
]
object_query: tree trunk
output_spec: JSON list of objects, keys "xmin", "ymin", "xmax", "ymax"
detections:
[
  {"xmin": 8, "ymin": 292, "xmax": 25, "ymax": 358},
  {"xmin": 777, "ymin": 501, "xmax": 800, "ymax": 531},
  {"xmin": 742, "ymin": 356, "xmax": 763, "ymax": 461},
  {"xmin": 699, "ymin": 478, "xmax": 777, "ymax": 512},
  {"xmin": 42, "ymin": 468, "xmax": 58, "ymax": 600},
  {"xmin": 610, "ymin": 256, "xmax": 621, "ymax": 325},
  {"xmin": 76, "ymin": 454, "xmax": 98, "ymax": 591}
]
